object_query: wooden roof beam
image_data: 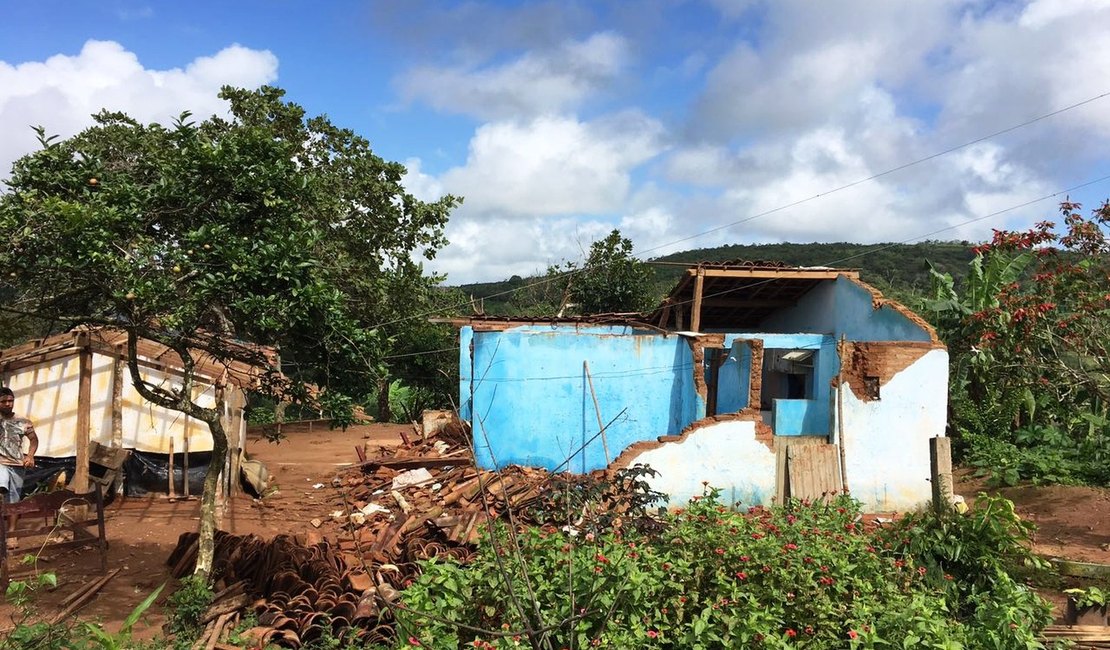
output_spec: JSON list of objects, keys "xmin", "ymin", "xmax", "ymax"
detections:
[{"xmin": 696, "ymin": 269, "xmax": 857, "ymax": 280}]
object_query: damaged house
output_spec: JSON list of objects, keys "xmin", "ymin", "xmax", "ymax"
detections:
[{"xmin": 454, "ymin": 263, "xmax": 948, "ymax": 512}]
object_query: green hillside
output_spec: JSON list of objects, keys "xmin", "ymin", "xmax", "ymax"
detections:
[{"xmin": 454, "ymin": 241, "xmax": 975, "ymax": 316}]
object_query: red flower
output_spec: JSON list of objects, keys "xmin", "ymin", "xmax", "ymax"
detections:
[
  {"xmin": 786, "ymin": 629, "xmax": 797, "ymax": 638},
  {"xmin": 596, "ymin": 553, "xmax": 610, "ymax": 564},
  {"xmin": 735, "ymin": 571, "xmax": 748, "ymax": 580},
  {"xmin": 783, "ymin": 543, "xmax": 798, "ymax": 551},
  {"xmin": 715, "ymin": 547, "xmax": 725, "ymax": 555},
  {"xmin": 646, "ymin": 630, "xmax": 659, "ymax": 639},
  {"xmin": 408, "ymin": 637, "xmax": 422, "ymax": 646},
  {"xmin": 848, "ymin": 630, "xmax": 858, "ymax": 639}
]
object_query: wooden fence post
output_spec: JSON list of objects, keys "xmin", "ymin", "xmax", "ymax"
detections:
[{"xmin": 930, "ymin": 436, "xmax": 953, "ymax": 513}]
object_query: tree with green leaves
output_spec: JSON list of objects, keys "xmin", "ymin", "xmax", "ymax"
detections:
[
  {"xmin": 0, "ymin": 86, "xmax": 459, "ymax": 578},
  {"xmin": 532, "ymin": 229, "xmax": 656, "ymax": 316}
]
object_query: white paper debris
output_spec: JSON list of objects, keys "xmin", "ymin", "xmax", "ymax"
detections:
[
  {"xmin": 312, "ymin": 483, "xmax": 325, "ymax": 489},
  {"xmin": 360, "ymin": 503, "xmax": 390, "ymax": 516},
  {"xmin": 433, "ymin": 441, "xmax": 450, "ymax": 454},
  {"xmin": 391, "ymin": 468, "xmax": 434, "ymax": 490}
]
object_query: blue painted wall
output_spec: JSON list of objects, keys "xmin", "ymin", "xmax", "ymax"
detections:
[
  {"xmin": 715, "ymin": 341, "xmax": 752, "ymax": 413},
  {"xmin": 459, "ymin": 277, "xmax": 934, "ymax": 475},
  {"xmin": 722, "ymin": 333, "xmax": 838, "ymax": 434},
  {"xmin": 461, "ymin": 325, "xmax": 702, "ymax": 473},
  {"xmin": 760, "ymin": 276, "xmax": 933, "ymax": 342}
]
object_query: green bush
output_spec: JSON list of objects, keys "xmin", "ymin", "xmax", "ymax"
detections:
[
  {"xmin": 166, "ymin": 576, "xmax": 213, "ymax": 648},
  {"xmin": 395, "ymin": 491, "xmax": 1060, "ymax": 649}
]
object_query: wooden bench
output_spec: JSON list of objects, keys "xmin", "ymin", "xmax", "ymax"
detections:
[{"xmin": 0, "ymin": 484, "xmax": 107, "ymax": 587}]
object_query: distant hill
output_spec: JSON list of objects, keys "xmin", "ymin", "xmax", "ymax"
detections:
[{"xmin": 453, "ymin": 241, "xmax": 976, "ymax": 316}]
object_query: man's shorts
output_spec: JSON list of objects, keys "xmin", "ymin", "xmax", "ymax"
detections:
[{"xmin": 0, "ymin": 465, "xmax": 25, "ymax": 503}]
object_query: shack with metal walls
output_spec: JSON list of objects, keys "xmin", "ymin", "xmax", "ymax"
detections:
[
  {"xmin": 0, "ymin": 326, "xmax": 261, "ymax": 495},
  {"xmin": 455, "ymin": 263, "xmax": 948, "ymax": 512}
]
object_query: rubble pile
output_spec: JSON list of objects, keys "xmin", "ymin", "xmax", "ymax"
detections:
[
  {"xmin": 167, "ymin": 531, "xmax": 395, "ymax": 647},
  {"xmin": 165, "ymin": 425, "xmax": 608, "ymax": 648}
]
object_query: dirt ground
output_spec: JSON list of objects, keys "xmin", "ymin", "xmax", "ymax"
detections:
[
  {"xmin": 954, "ymin": 469, "xmax": 1110, "ymax": 617},
  {"xmin": 954, "ymin": 469, "xmax": 1110, "ymax": 565},
  {"xmin": 1, "ymin": 437, "xmax": 1107, "ymax": 639},
  {"xmin": 0, "ymin": 421, "xmax": 409, "ymax": 640}
]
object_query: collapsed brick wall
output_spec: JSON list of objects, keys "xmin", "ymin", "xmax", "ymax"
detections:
[{"xmin": 839, "ymin": 341, "xmax": 941, "ymax": 401}]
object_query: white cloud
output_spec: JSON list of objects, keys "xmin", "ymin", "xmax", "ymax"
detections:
[
  {"xmin": 410, "ymin": 1, "xmax": 1110, "ymax": 283},
  {"xmin": 439, "ymin": 111, "xmax": 665, "ymax": 219},
  {"xmin": 428, "ymin": 215, "xmax": 621, "ymax": 283},
  {"xmin": 398, "ymin": 32, "xmax": 628, "ymax": 120},
  {"xmin": 0, "ymin": 40, "xmax": 278, "ymax": 182}
]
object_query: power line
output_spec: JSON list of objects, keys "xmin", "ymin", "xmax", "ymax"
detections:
[
  {"xmin": 367, "ymin": 89, "xmax": 1110, "ymax": 332},
  {"xmin": 376, "ymin": 170, "xmax": 1110, "ymax": 361},
  {"xmin": 654, "ymin": 172, "xmax": 1110, "ymax": 313}
]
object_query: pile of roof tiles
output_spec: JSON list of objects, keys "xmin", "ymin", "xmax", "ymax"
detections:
[{"xmin": 165, "ymin": 423, "xmax": 601, "ymax": 648}]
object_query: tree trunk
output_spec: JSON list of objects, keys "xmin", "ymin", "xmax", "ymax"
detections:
[
  {"xmin": 377, "ymin": 377, "xmax": 391, "ymax": 424},
  {"xmin": 194, "ymin": 404, "xmax": 228, "ymax": 581}
]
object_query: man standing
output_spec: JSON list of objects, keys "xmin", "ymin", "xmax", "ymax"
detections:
[{"xmin": 0, "ymin": 387, "xmax": 37, "ymax": 503}]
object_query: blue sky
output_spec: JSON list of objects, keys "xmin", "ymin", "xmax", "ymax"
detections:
[{"xmin": 3, "ymin": 1, "xmax": 1110, "ymax": 283}]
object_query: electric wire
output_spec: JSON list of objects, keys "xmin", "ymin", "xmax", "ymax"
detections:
[
  {"xmin": 365, "ymin": 90, "xmax": 1110, "ymax": 333},
  {"xmin": 377, "ymin": 170, "xmax": 1110, "ymax": 363}
]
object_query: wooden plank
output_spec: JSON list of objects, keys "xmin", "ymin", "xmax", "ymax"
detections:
[
  {"xmin": 583, "ymin": 361, "xmax": 610, "ymax": 465},
  {"xmin": 72, "ymin": 345, "xmax": 92, "ymax": 493},
  {"xmin": 690, "ymin": 269, "xmax": 705, "ymax": 333},
  {"xmin": 354, "ymin": 456, "xmax": 471, "ymax": 472},
  {"xmin": 698, "ymin": 297, "xmax": 795, "ymax": 309},
  {"xmin": 1053, "ymin": 559, "xmax": 1110, "ymax": 579},
  {"xmin": 88, "ymin": 440, "xmax": 129, "ymax": 469},
  {"xmin": 0, "ymin": 347, "xmax": 84, "ymax": 374},
  {"xmin": 786, "ymin": 442, "xmax": 841, "ymax": 502},
  {"xmin": 700, "ymin": 269, "xmax": 859, "ymax": 280},
  {"xmin": 0, "ymin": 339, "xmax": 76, "ymax": 365}
]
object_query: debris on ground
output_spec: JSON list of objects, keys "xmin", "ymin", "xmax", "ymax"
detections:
[{"xmin": 164, "ymin": 420, "xmax": 630, "ymax": 647}]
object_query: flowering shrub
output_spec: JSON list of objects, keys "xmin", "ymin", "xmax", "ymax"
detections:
[
  {"xmin": 930, "ymin": 200, "xmax": 1110, "ymax": 486},
  {"xmin": 395, "ymin": 490, "xmax": 1058, "ymax": 649}
]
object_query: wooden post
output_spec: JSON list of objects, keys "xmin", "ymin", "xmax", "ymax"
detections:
[
  {"xmin": 691, "ymin": 268, "xmax": 705, "ymax": 333},
  {"xmin": 110, "ymin": 353, "xmax": 123, "ymax": 448},
  {"xmin": 836, "ymin": 335, "xmax": 849, "ymax": 494},
  {"xmin": 930, "ymin": 436, "xmax": 954, "ymax": 513},
  {"xmin": 583, "ymin": 361, "xmax": 611, "ymax": 466},
  {"xmin": 183, "ymin": 435, "xmax": 190, "ymax": 498},
  {"xmin": 72, "ymin": 345, "xmax": 93, "ymax": 493},
  {"xmin": 168, "ymin": 437, "xmax": 176, "ymax": 498}
]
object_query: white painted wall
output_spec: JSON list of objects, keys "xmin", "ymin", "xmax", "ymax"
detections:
[
  {"xmin": 625, "ymin": 419, "xmax": 777, "ymax": 509},
  {"xmin": 620, "ymin": 349, "xmax": 948, "ymax": 513},
  {"xmin": 838, "ymin": 348, "xmax": 949, "ymax": 511}
]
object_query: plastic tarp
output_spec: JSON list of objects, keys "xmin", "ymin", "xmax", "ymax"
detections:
[{"xmin": 123, "ymin": 450, "xmax": 212, "ymax": 497}]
